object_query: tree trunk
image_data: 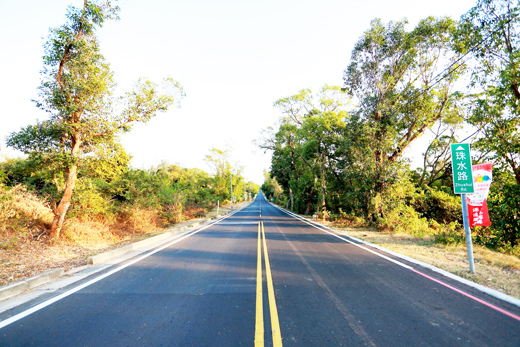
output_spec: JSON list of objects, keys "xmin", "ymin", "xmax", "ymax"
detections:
[
  {"xmin": 50, "ymin": 131, "xmax": 81, "ymax": 239},
  {"xmin": 511, "ymin": 83, "xmax": 520, "ymax": 102},
  {"xmin": 321, "ymin": 167, "xmax": 326, "ymax": 213},
  {"xmin": 305, "ymin": 200, "xmax": 313, "ymax": 216},
  {"xmin": 49, "ymin": 164, "xmax": 77, "ymax": 239},
  {"xmin": 289, "ymin": 188, "xmax": 294, "ymax": 211},
  {"xmin": 305, "ymin": 187, "xmax": 314, "ymax": 215}
]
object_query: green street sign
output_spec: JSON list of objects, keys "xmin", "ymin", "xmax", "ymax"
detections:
[{"xmin": 450, "ymin": 143, "xmax": 474, "ymax": 194}]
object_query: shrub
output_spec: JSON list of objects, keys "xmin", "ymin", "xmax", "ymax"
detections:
[
  {"xmin": 486, "ymin": 183, "xmax": 520, "ymax": 247},
  {"xmin": 414, "ymin": 187, "xmax": 462, "ymax": 225}
]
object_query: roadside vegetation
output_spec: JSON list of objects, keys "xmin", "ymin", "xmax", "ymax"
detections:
[
  {"xmin": 0, "ymin": 1, "xmax": 259, "ymax": 285},
  {"xmin": 260, "ymin": 0, "xmax": 520, "ymax": 263},
  {"xmin": 0, "ymin": 152, "xmax": 258, "ymax": 285}
]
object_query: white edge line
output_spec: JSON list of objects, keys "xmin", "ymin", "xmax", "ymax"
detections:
[
  {"xmin": 0, "ymin": 211, "xmax": 239, "ymax": 330},
  {"xmin": 268, "ymin": 202, "xmax": 520, "ymax": 309}
]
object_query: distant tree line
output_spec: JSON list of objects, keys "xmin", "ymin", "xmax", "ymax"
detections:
[{"xmin": 260, "ymin": 0, "xmax": 520, "ymax": 250}]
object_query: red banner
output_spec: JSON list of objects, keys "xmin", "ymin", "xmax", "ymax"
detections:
[
  {"xmin": 466, "ymin": 163, "xmax": 492, "ymax": 227},
  {"xmin": 468, "ymin": 200, "xmax": 491, "ymax": 227}
]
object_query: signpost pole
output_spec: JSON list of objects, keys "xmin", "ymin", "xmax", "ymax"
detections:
[
  {"xmin": 461, "ymin": 194, "xmax": 475, "ymax": 274},
  {"xmin": 450, "ymin": 143, "xmax": 476, "ymax": 274}
]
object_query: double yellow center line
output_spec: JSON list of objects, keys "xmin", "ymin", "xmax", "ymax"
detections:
[{"xmin": 255, "ymin": 222, "xmax": 283, "ymax": 347}]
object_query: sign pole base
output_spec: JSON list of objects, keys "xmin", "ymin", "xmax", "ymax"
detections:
[{"xmin": 461, "ymin": 194, "xmax": 476, "ymax": 274}]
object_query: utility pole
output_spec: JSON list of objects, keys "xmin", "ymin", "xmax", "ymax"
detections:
[{"xmin": 230, "ymin": 173, "xmax": 233, "ymax": 211}]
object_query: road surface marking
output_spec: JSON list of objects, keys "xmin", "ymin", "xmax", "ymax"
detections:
[
  {"xmin": 262, "ymin": 222, "xmax": 283, "ymax": 346},
  {"xmin": 411, "ymin": 269, "xmax": 520, "ymax": 322},
  {"xmin": 269, "ymin": 202, "xmax": 520, "ymax": 322},
  {"xmin": 0, "ymin": 212, "xmax": 238, "ymax": 330},
  {"xmin": 255, "ymin": 222, "xmax": 264, "ymax": 347},
  {"xmin": 216, "ymin": 222, "xmax": 259, "ymax": 224},
  {"xmin": 271, "ymin": 220, "xmax": 376, "ymax": 346}
]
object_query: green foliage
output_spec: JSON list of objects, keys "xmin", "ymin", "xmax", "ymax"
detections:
[
  {"xmin": 483, "ymin": 183, "xmax": 520, "ymax": 247},
  {"xmin": 454, "ymin": 0, "xmax": 520, "ymax": 247},
  {"xmin": 204, "ymin": 147, "xmax": 246, "ymax": 203},
  {"xmin": 260, "ymin": 16, "xmax": 484, "ymax": 248},
  {"xmin": 431, "ymin": 221, "xmax": 465, "ymax": 245},
  {"xmin": 69, "ymin": 179, "xmax": 113, "ymax": 220},
  {"xmin": 458, "ymin": 0, "xmax": 520, "ymax": 185},
  {"xmin": 0, "ymin": 157, "xmax": 59, "ymax": 200},
  {"xmin": 260, "ymin": 86, "xmax": 351, "ymax": 214},
  {"xmin": 344, "ymin": 16, "xmax": 464, "ymax": 162},
  {"xmin": 5, "ymin": 1, "xmax": 184, "ymax": 236},
  {"xmin": 261, "ymin": 171, "xmax": 284, "ymax": 204},
  {"xmin": 414, "ymin": 187, "xmax": 462, "ymax": 225},
  {"xmin": 1, "ymin": 154, "xmax": 241, "ymax": 226}
]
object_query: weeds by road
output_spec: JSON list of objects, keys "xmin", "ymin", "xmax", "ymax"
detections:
[{"xmin": 0, "ymin": 201, "xmax": 247, "ymax": 287}]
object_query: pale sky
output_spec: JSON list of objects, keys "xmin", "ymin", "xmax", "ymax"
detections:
[{"xmin": 0, "ymin": 0, "xmax": 476, "ymax": 184}]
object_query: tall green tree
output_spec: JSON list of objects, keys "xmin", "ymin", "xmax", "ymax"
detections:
[
  {"xmin": 459, "ymin": 0, "xmax": 520, "ymax": 183},
  {"xmin": 340, "ymin": 17, "xmax": 466, "ymax": 219},
  {"xmin": 259, "ymin": 86, "xmax": 349, "ymax": 214},
  {"xmin": 204, "ymin": 147, "xmax": 244, "ymax": 202},
  {"xmin": 7, "ymin": 0, "xmax": 184, "ymax": 239},
  {"xmin": 344, "ymin": 17, "xmax": 464, "ymax": 165},
  {"xmin": 261, "ymin": 171, "xmax": 283, "ymax": 202},
  {"xmin": 458, "ymin": 0, "xmax": 520, "ymax": 245}
]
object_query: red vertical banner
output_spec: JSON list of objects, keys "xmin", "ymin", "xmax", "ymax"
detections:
[{"xmin": 466, "ymin": 163, "xmax": 493, "ymax": 227}]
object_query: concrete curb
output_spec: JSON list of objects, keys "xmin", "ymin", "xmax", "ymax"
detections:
[
  {"xmin": 0, "ymin": 268, "xmax": 64, "ymax": 301},
  {"xmin": 87, "ymin": 225, "xmax": 190, "ymax": 265},
  {"xmin": 87, "ymin": 215, "xmax": 221, "ymax": 265},
  {"xmin": 86, "ymin": 206, "xmax": 247, "ymax": 265}
]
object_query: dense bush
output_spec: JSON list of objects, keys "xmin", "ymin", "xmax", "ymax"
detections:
[
  {"xmin": 0, "ymin": 157, "xmax": 259, "ymax": 230},
  {"xmin": 413, "ymin": 187, "xmax": 462, "ymax": 225}
]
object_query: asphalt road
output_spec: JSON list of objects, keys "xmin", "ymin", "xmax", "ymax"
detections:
[{"xmin": 1, "ymin": 193, "xmax": 519, "ymax": 346}]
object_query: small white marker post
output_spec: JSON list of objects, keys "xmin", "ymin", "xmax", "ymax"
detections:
[
  {"xmin": 217, "ymin": 200, "xmax": 219, "ymax": 216},
  {"xmin": 450, "ymin": 143, "xmax": 476, "ymax": 274}
]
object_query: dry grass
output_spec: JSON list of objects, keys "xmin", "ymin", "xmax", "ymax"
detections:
[
  {"xmin": 0, "ymin": 185, "xmax": 251, "ymax": 287},
  {"xmin": 334, "ymin": 227, "xmax": 520, "ymax": 300},
  {"xmin": 0, "ymin": 185, "xmax": 54, "ymax": 232},
  {"xmin": 0, "ymin": 185, "xmax": 170, "ymax": 286},
  {"xmin": 0, "ymin": 214, "xmax": 167, "ymax": 286}
]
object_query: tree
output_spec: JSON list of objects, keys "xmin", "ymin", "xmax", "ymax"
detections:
[
  {"xmin": 261, "ymin": 171, "xmax": 283, "ymax": 203},
  {"xmin": 339, "ymin": 17, "xmax": 466, "ymax": 221},
  {"xmin": 344, "ymin": 17, "xmax": 464, "ymax": 165},
  {"xmin": 204, "ymin": 147, "xmax": 244, "ymax": 202},
  {"xmin": 459, "ymin": 0, "xmax": 520, "ymax": 184},
  {"xmin": 458, "ymin": 0, "xmax": 520, "ymax": 246},
  {"xmin": 259, "ymin": 86, "xmax": 350, "ymax": 214},
  {"xmin": 7, "ymin": 1, "xmax": 184, "ymax": 239}
]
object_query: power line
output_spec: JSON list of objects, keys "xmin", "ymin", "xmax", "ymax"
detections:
[{"xmin": 402, "ymin": 14, "xmax": 517, "ymax": 107}]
